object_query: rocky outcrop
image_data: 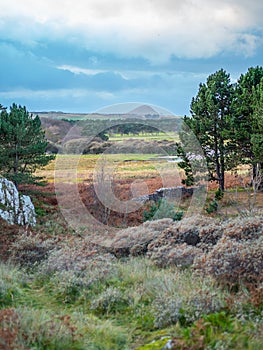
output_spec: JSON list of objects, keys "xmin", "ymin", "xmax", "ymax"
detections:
[
  {"xmin": 133, "ymin": 185, "xmax": 204, "ymax": 204},
  {"xmin": 0, "ymin": 177, "xmax": 36, "ymax": 226}
]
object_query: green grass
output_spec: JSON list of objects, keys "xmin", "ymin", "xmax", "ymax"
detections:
[
  {"xmin": 108, "ymin": 132, "xmax": 179, "ymax": 142},
  {"xmin": 1, "ymin": 256, "xmax": 262, "ymax": 349}
]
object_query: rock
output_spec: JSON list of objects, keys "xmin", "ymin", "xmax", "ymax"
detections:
[
  {"xmin": 132, "ymin": 185, "xmax": 202, "ymax": 204},
  {"xmin": 184, "ymin": 231, "xmax": 200, "ymax": 245},
  {"xmin": 0, "ymin": 177, "xmax": 36, "ymax": 226}
]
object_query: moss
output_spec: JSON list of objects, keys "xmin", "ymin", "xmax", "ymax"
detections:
[{"xmin": 136, "ymin": 337, "xmax": 170, "ymax": 349}]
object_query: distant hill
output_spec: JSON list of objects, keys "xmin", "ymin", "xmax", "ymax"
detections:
[
  {"xmin": 34, "ymin": 106, "xmax": 181, "ymax": 124},
  {"xmin": 128, "ymin": 104, "xmax": 159, "ymax": 117}
]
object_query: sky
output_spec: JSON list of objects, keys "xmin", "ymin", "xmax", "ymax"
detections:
[{"xmin": 0, "ymin": 0, "xmax": 263, "ymax": 116}]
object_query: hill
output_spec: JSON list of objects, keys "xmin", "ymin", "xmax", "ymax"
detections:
[
  {"xmin": 128, "ymin": 104, "xmax": 160, "ymax": 117},
  {"xmin": 32, "ymin": 104, "xmax": 180, "ymax": 121}
]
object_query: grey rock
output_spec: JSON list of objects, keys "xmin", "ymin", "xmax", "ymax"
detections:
[{"xmin": 0, "ymin": 177, "xmax": 36, "ymax": 226}]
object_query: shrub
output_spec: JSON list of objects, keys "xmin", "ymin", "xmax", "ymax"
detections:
[
  {"xmin": 90, "ymin": 287, "xmax": 130, "ymax": 314},
  {"xmin": 206, "ymin": 199, "xmax": 218, "ymax": 214},
  {"xmin": 147, "ymin": 215, "xmax": 223, "ymax": 266},
  {"xmin": 182, "ymin": 290, "xmax": 226, "ymax": 325},
  {"xmin": 107, "ymin": 218, "xmax": 173, "ymax": 258},
  {"xmin": 48, "ymin": 270, "xmax": 94, "ymax": 303},
  {"xmin": 153, "ymin": 296, "xmax": 183, "ymax": 328},
  {"xmin": 38, "ymin": 242, "xmax": 116, "ymax": 275},
  {"xmin": 148, "ymin": 243, "xmax": 203, "ymax": 268},
  {"xmin": 37, "ymin": 242, "xmax": 118, "ymax": 303},
  {"xmin": 143, "ymin": 199, "xmax": 183, "ymax": 222},
  {"xmin": 47, "ymin": 261, "xmax": 119, "ymax": 304},
  {"xmin": 8, "ymin": 232, "xmax": 58, "ymax": 268},
  {"xmin": 63, "ymin": 138, "xmax": 91, "ymax": 154},
  {"xmin": 223, "ymin": 215, "xmax": 263, "ymax": 241},
  {"xmin": 153, "ymin": 289, "xmax": 226, "ymax": 328},
  {"xmin": 215, "ymin": 188, "xmax": 224, "ymax": 200},
  {"xmin": 194, "ymin": 236, "xmax": 263, "ymax": 288}
]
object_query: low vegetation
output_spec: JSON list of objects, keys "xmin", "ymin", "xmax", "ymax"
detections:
[{"xmin": 0, "ymin": 210, "xmax": 262, "ymax": 349}]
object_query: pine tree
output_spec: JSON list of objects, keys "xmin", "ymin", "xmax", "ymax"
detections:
[
  {"xmin": 232, "ymin": 66, "xmax": 263, "ymax": 176},
  {"xmin": 0, "ymin": 103, "xmax": 54, "ymax": 187},
  {"xmin": 178, "ymin": 69, "xmax": 235, "ymax": 191},
  {"xmin": 251, "ymin": 79, "xmax": 263, "ymax": 189}
]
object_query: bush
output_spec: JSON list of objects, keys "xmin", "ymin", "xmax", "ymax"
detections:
[
  {"xmin": 194, "ymin": 236, "xmax": 263, "ymax": 288},
  {"xmin": 146, "ymin": 215, "xmax": 223, "ymax": 266},
  {"xmin": 37, "ymin": 242, "xmax": 118, "ymax": 303},
  {"xmin": 48, "ymin": 270, "xmax": 94, "ymax": 303},
  {"xmin": 148, "ymin": 243, "xmax": 203, "ymax": 268},
  {"xmin": 223, "ymin": 215, "xmax": 263, "ymax": 241},
  {"xmin": 153, "ymin": 289, "xmax": 226, "ymax": 328},
  {"xmin": 153, "ymin": 297, "xmax": 183, "ymax": 328},
  {"xmin": 8, "ymin": 232, "xmax": 58, "ymax": 268},
  {"xmin": 143, "ymin": 199, "xmax": 183, "ymax": 222},
  {"xmin": 107, "ymin": 218, "xmax": 173, "ymax": 258},
  {"xmin": 90, "ymin": 287, "xmax": 130, "ymax": 315},
  {"xmin": 206, "ymin": 199, "xmax": 218, "ymax": 214},
  {"xmin": 38, "ymin": 242, "xmax": 116, "ymax": 275},
  {"xmin": 215, "ymin": 188, "xmax": 224, "ymax": 200}
]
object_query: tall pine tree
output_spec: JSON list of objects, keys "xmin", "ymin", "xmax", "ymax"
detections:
[
  {"xmin": 232, "ymin": 66, "xmax": 263, "ymax": 183},
  {"xmin": 0, "ymin": 103, "xmax": 54, "ymax": 187},
  {"xmin": 178, "ymin": 69, "xmax": 235, "ymax": 191}
]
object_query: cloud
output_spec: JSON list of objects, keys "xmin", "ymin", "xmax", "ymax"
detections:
[
  {"xmin": 57, "ymin": 65, "xmax": 107, "ymax": 76},
  {"xmin": 0, "ymin": 65, "xmax": 205, "ymax": 115},
  {"xmin": 1, "ymin": 1, "xmax": 262, "ymax": 115},
  {"xmin": 0, "ymin": 88, "xmax": 117, "ymax": 112},
  {"xmin": 0, "ymin": 0, "xmax": 262, "ymax": 62}
]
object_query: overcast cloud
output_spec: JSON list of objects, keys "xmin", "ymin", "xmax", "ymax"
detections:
[
  {"xmin": 0, "ymin": 0, "xmax": 262, "ymax": 114},
  {"xmin": 1, "ymin": 0, "xmax": 263, "ymax": 60}
]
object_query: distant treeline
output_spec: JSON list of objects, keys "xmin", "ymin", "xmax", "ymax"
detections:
[{"xmin": 77, "ymin": 117, "xmax": 182, "ymax": 138}]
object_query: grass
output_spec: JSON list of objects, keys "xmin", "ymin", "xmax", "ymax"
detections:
[
  {"xmin": 1, "ymin": 251, "xmax": 262, "ymax": 349},
  {"xmin": 36, "ymin": 153, "xmax": 179, "ymax": 183}
]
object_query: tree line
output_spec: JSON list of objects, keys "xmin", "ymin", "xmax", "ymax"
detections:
[
  {"xmin": 80, "ymin": 117, "xmax": 182, "ymax": 139},
  {"xmin": 177, "ymin": 66, "xmax": 263, "ymax": 192}
]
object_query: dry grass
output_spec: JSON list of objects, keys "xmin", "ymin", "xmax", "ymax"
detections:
[{"xmin": 36, "ymin": 154, "xmax": 185, "ymax": 184}]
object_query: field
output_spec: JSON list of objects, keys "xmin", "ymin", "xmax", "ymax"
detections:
[
  {"xmin": 0, "ymin": 152, "xmax": 263, "ymax": 349},
  {"xmin": 37, "ymin": 154, "xmax": 180, "ymax": 183},
  {"xmin": 108, "ymin": 132, "xmax": 179, "ymax": 142},
  {"xmin": 37, "ymin": 154, "xmax": 263, "ymax": 216}
]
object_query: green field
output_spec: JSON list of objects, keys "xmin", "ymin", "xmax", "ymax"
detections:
[{"xmin": 108, "ymin": 132, "xmax": 179, "ymax": 142}]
